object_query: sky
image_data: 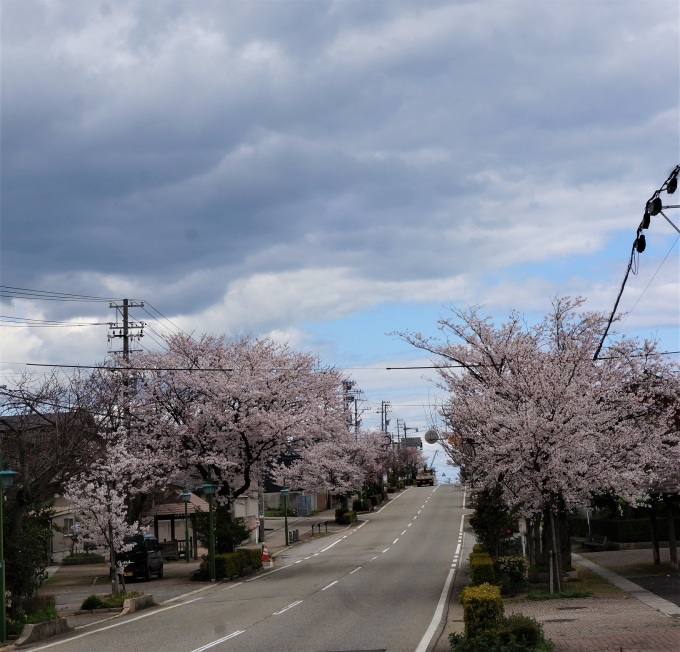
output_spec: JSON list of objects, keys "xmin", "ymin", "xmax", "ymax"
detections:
[{"xmin": 1, "ymin": 1, "xmax": 679, "ymax": 479}]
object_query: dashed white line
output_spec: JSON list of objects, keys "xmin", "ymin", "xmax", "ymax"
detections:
[
  {"xmin": 191, "ymin": 631, "xmax": 245, "ymax": 651},
  {"xmin": 383, "ymin": 547, "xmax": 390, "ymax": 553},
  {"xmin": 273, "ymin": 600, "xmax": 303, "ymax": 615},
  {"xmin": 322, "ymin": 580, "xmax": 339, "ymax": 591},
  {"xmin": 393, "ymin": 538, "xmax": 399, "ymax": 544},
  {"xmin": 350, "ymin": 567, "xmax": 361, "ymax": 574}
]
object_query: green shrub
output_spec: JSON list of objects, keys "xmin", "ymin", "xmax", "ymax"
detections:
[
  {"xmin": 461, "ymin": 583, "xmax": 504, "ymax": 638},
  {"xmin": 353, "ymin": 499, "xmax": 371, "ymax": 511},
  {"xmin": 386, "ymin": 486, "xmax": 396, "ymax": 493},
  {"xmin": 450, "ymin": 613, "xmax": 552, "ymax": 651},
  {"xmin": 250, "ymin": 548, "xmax": 263, "ymax": 569},
  {"xmin": 469, "ymin": 554, "xmax": 495, "ymax": 586},
  {"xmin": 335, "ymin": 507, "xmax": 349, "ymax": 524},
  {"xmin": 341, "ymin": 510, "xmax": 357, "ymax": 524},
  {"xmin": 495, "ymin": 555, "xmax": 527, "ymax": 594},
  {"xmin": 7, "ymin": 594, "xmax": 59, "ymax": 636},
  {"xmin": 80, "ymin": 595, "xmax": 106, "ymax": 610},
  {"xmin": 501, "ymin": 613, "xmax": 549, "ymax": 648}
]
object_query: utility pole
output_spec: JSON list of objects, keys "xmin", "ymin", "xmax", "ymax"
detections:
[
  {"xmin": 108, "ymin": 299, "xmax": 145, "ymax": 359},
  {"xmin": 381, "ymin": 401, "xmax": 391, "ymax": 433},
  {"xmin": 107, "ymin": 299, "xmax": 144, "ymax": 594}
]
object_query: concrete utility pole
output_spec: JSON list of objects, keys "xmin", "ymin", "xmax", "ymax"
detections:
[
  {"xmin": 108, "ymin": 299, "xmax": 145, "ymax": 358},
  {"xmin": 107, "ymin": 299, "xmax": 144, "ymax": 594}
]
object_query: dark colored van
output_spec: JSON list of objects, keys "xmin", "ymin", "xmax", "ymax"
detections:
[{"xmin": 117, "ymin": 533, "xmax": 164, "ymax": 581}]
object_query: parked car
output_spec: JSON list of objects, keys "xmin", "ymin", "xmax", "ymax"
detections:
[{"xmin": 117, "ymin": 533, "xmax": 164, "ymax": 581}]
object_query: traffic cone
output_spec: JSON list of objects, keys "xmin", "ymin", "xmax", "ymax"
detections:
[{"xmin": 261, "ymin": 545, "xmax": 270, "ymax": 563}]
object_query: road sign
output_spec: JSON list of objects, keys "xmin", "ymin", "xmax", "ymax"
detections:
[
  {"xmin": 382, "ymin": 434, "xmax": 392, "ymax": 445},
  {"xmin": 403, "ymin": 436, "xmax": 422, "ymax": 448}
]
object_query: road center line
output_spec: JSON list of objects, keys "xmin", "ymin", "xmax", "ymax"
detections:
[
  {"xmin": 393, "ymin": 538, "xmax": 399, "ymax": 544},
  {"xmin": 190, "ymin": 631, "xmax": 245, "ymax": 652},
  {"xmin": 350, "ymin": 567, "xmax": 361, "ymax": 574},
  {"xmin": 322, "ymin": 580, "xmax": 339, "ymax": 591},
  {"xmin": 273, "ymin": 600, "xmax": 303, "ymax": 615}
]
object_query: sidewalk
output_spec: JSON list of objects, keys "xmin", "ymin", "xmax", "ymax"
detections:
[{"xmin": 436, "ymin": 543, "xmax": 680, "ymax": 652}]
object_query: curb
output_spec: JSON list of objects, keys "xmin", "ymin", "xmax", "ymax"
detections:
[{"xmin": 14, "ymin": 618, "xmax": 70, "ymax": 647}]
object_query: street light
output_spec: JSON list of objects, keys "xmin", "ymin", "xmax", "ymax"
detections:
[
  {"xmin": 0, "ymin": 468, "xmax": 18, "ymax": 643},
  {"xmin": 280, "ymin": 488, "xmax": 290, "ymax": 546},
  {"xmin": 202, "ymin": 481, "xmax": 216, "ymax": 582},
  {"xmin": 180, "ymin": 489, "xmax": 191, "ymax": 564}
]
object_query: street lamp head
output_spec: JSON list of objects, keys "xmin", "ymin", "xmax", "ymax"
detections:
[
  {"xmin": 0, "ymin": 470, "xmax": 18, "ymax": 490},
  {"xmin": 202, "ymin": 482, "xmax": 216, "ymax": 496},
  {"xmin": 280, "ymin": 487, "xmax": 289, "ymax": 495},
  {"xmin": 180, "ymin": 490, "xmax": 191, "ymax": 503},
  {"xmin": 667, "ymin": 174, "xmax": 678, "ymax": 194},
  {"xmin": 646, "ymin": 195, "xmax": 662, "ymax": 216}
]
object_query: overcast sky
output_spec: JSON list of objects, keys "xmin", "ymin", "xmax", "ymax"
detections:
[{"xmin": 2, "ymin": 1, "xmax": 679, "ymax": 459}]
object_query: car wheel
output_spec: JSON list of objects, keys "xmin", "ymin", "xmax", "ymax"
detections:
[
  {"xmin": 144, "ymin": 565, "xmax": 151, "ymax": 582},
  {"xmin": 157, "ymin": 564, "xmax": 164, "ymax": 579}
]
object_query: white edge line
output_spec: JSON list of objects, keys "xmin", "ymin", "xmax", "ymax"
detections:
[
  {"xmin": 414, "ymin": 511, "xmax": 467, "ymax": 652},
  {"xmin": 30, "ymin": 598, "xmax": 205, "ymax": 650}
]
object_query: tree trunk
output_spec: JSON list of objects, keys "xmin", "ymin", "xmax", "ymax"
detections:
[
  {"xmin": 109, "ymin": 522, "xmax": 121, "ymax": 595},
  {"xmin": 650, "ymin": 503, "xmax": 661, "ymax": 565},
  {"xmin": 666, "ymin": 497, "xmax": 678, "ymax": 570},
  {"xmin": 549, "ymin": 509, "xmax": 563, "ymax": 593}
]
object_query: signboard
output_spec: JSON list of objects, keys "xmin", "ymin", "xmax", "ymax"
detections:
[{"xmin": 403, "ymin": 437, "xmax": 422, "ymax": 448}]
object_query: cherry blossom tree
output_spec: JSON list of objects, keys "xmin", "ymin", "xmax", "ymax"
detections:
[
  {"xmin": 273, "ymin": 428, "xmax": 384, "ymax": 498},
  {"xmin": 122, "ymin": 334, "xmax": 350, "ymax": 511},
  {"xmin": 64, "ymin": 438, "xmax": 140, "ymax": 594},
  {"xmin": 400, "ymin": 297, "xmax": 678, "ymax": 587}
]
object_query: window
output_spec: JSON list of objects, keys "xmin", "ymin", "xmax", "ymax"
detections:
[{"xmin": 63, "ymin": 518, "xmax": 74, "ymax": 536}]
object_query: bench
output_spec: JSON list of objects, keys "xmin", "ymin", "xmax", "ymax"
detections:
[{"xmin": 582, "ymin": 534, "xmax": 607, "ymax": 551}]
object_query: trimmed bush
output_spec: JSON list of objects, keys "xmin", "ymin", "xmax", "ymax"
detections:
[
  {"xmin": 469, "ymin": 554, "xmax": 495, "ymax": 586},
  {"xmin": 80, "ymin": 595, "xmax": 105, "ymax": 610},
  {"xmin": 495, "ymin": 555, "xmax": 527, "ymax": 595},
  {"xmin": 341, "ymin": 510, "xmax": 357, "ymax": 524},
  {"xmin": 461, "ymin": 583, "xmax": 504, "ymax": 638},
  {"xmin": 353, "ymin": 499, "xmax": 371, "ymax": 512}
]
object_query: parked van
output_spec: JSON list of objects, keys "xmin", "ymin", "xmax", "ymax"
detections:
[{"xmin": 117, "ymin": 533, "xmax": 164, "ymax": 581}]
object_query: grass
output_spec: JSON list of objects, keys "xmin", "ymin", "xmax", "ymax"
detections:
[
  {"xmin": 80, "ymin": 591, "xmax": 143, "ymax": 610},
  {"xmin": 528, "ymin": 587, "xmax": 593, "ymax": 600}
]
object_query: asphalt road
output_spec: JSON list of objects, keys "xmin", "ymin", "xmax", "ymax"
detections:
[{"xmin": 26, "ymin": 485, "xmax": 468, "ymax": 652}]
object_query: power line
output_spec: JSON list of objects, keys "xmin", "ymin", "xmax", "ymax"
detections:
[{"xmin": 0, "ymin": 285, "xmax": 122, "ymax": 303}]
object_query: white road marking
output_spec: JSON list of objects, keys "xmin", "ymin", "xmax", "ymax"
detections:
[
  {"xmin": 322, "ymin": 580, "xmax": 339, "ymax": 591},
  {"xmin": 415, "ymin": 511, "xmax": 468, "ymax": 652},
  {"xmin": 350, "ymin": 567, "xmax": 361, "ymax": 574},
  {"xmin": 28, "ymin": 599, "xmax": 205, "ymax": 650},
  {"xmin": 273, "ymin": 600, "xmax": 303, "ymax": 615},
  {"xmin": 190, "ymin": 631, "xmax": 245, "ymax": 651}
]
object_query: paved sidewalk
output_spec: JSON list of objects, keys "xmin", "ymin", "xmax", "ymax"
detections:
[{"xmin": 434, "ymin": 533, "xmax": 680, "ymax": 652}]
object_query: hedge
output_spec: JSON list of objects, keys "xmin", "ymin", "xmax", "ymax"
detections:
[
  {"xmin": 461, "ymin": 583, "xmax": 504, "ymax": 638},
  {"xmin": 197, "ymin": 548, "xmax": 263, "ymax": 581},
  {"xmin": 469, "ymin": 553, "xmax": 495, "ymax": 586}
]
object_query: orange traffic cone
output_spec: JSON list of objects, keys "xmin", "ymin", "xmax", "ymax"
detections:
[{"xmin": 262, "ymin": 545, "xmax": 270, "ymax": 563}]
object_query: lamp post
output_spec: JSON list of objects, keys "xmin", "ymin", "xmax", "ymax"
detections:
[
  {"xmin": 180, "ymin": 489, "xmax": 191, "ymax": 564},
  {"xmin": 0, "ymin": 468, "xmax": 18, "ymax": 643},
  {"xmin": 280, "ymin": 488, "xmax": 289, "ymax": 546},
  {"xmin": 202, "ymin": 481, "xmax": 216, "ymax": 582}
]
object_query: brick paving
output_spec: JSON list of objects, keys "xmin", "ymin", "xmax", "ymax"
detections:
[{"xmin": 505, "ymin": 595, "xmax": 680, "ymax": 651}]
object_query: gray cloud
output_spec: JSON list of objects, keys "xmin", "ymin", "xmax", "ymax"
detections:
[{"xmin": 1, "ymin": 0, "xmax": 678, "ymax": 324}]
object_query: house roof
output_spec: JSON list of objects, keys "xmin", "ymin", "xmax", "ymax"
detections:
[{"xmin": 146, "ymin": 490, "xmax": 209, "ymax": 517}]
